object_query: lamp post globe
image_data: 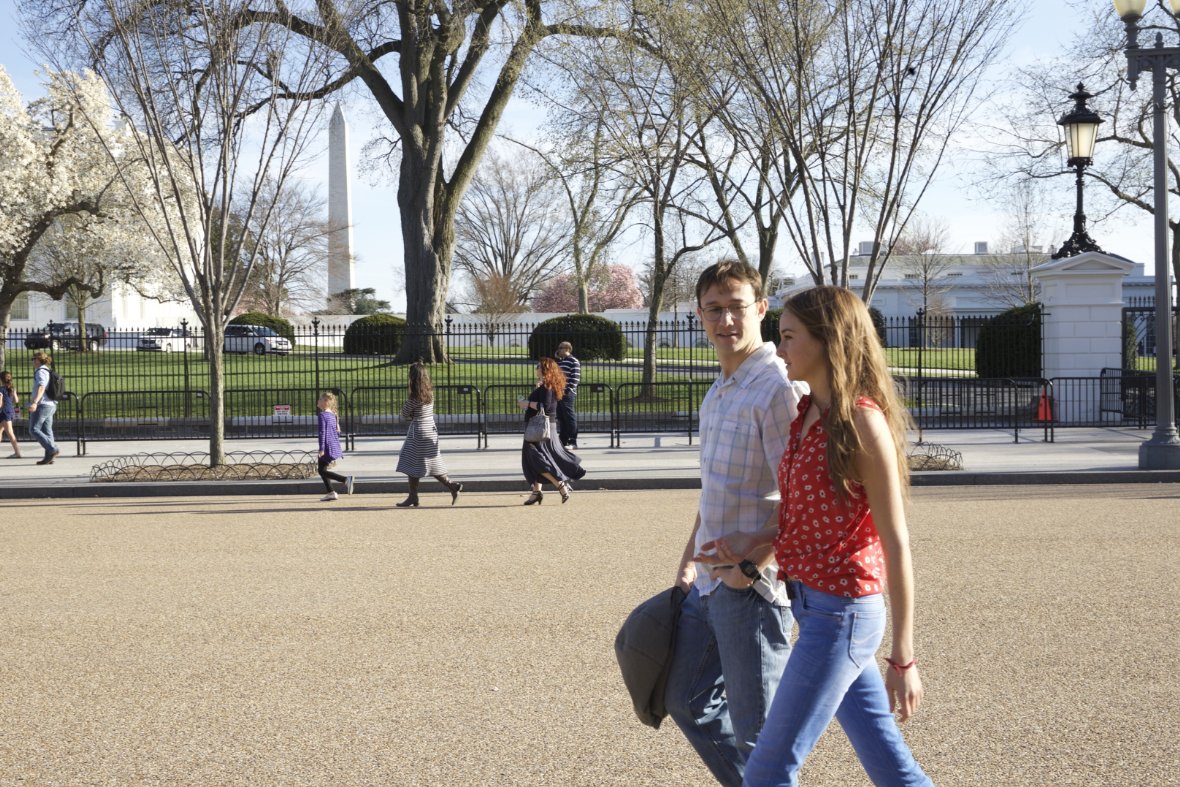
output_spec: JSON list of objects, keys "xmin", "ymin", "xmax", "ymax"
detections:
[{"xmin": 1051, "ymin": 84, "xmax": 1104, "ymax": 259}]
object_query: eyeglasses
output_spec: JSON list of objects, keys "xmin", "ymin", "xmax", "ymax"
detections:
[{"xmin": 700, "ymin": 302, "xmax": 756, "ymax": 322}]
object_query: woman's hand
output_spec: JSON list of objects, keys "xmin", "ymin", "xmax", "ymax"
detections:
[{"xmin": 885, "ymin": 663, "xmax": 923, "ymax": 722}]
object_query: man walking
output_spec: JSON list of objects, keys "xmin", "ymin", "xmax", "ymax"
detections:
[
  {"xmin": 555, "ymin": 341, "xmax": 580, "ymax": 449},
  {"xmin": 665, "ymin": 260, "xmax": 802, "ymax": 786},
  {"xmin": 27, "ymin": 351, "xmax": 60, "ymax": 465}
]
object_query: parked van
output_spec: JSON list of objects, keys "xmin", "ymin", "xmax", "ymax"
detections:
[{"xmin": 223, "ymin": 324, "xmax": 292, "ymax": 355}]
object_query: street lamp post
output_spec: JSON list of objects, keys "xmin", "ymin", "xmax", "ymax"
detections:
[
  {"xmin": 1115, "ymin": 0, "xmax": 1180, "ymax": 469},
  {"xmin": 1051, "ymin": 84, "xmax": 1105, "ymax": 259}
]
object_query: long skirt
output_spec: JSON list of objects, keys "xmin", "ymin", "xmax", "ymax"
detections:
[
  {"xmin": 397, "ymin": 415, "xmax": 447, "ymax": 477},
  {"xmin": 522, "ymin": 416, "xmax": 586, "ymax": 485}
]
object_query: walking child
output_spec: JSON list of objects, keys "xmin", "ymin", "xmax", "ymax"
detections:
[
  {"xmin": 316, "ymin": 392, "xmax": 353, "ymax": 501},
  {"xmin": 0, "ymin": 371, "xmax": 21, "ymax": 458}
]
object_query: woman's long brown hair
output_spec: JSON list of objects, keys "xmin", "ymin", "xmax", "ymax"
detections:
[
  {"xmin": 784, "ymin": 286, "xmax": 911, "ymax": 497},
  {"xmin": 408, "ymin": 362, "xmax": 434, "ymax": 405}
]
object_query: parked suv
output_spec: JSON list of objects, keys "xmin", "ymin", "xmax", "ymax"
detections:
[
  {"xmin": 24, "ymin": 321, "xmax": 108, "ymax": 351},
  {"xmin": 137, "ymin": 327, "xmax": 198, "ymax": 353},
  {"xmin": 223, "ymin": 324, "xmax": 292, "ymax": 355}
]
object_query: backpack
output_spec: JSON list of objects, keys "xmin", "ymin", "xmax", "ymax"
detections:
[{"xmin": 45, "ymin": 370, "xmax": 65, "ymax": 401}]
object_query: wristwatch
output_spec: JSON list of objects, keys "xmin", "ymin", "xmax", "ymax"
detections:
[{"xmin": 738, "ymin": 560, "xmax": 761, "ymax": 582}]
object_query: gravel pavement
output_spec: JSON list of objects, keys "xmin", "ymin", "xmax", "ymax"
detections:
[{"xmin": 1, "ymin": 484, "xmax": 1177, "ymax": 785}]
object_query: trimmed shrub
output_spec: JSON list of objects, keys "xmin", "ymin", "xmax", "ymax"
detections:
[
  {"xmin": 868, "ymin": 306, "xmax": 887, "ymax": 348},
  {"xmin": 975, "ymin": 304, "xmax": 1042, "ymax": 378},
  {"xmin": 528, "ymin": 314, "xmax": 626, "ymax": 361},
  {"xmin": 230, "ymin": 311, "xmax": 294, "ymax": 344},
  {"xmin": 761, "ymin": 308, "xmax": 783, "ymax": 344},
  {"xmin": 344, "ymin": 313, "xmax": 406, "ymax": 356}
]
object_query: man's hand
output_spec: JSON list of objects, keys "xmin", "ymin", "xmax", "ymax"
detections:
[
  {"xmin": 674, "ymin": 562, "xmax": 696, "ymax": 593},
  {"xmin": 709, "ymin": 564, "xmax": 754, "ymax": 590}
]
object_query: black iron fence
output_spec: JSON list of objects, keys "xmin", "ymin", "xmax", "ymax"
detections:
[
  {"xmin": 1121, "ymin": 297, "xmax": 1179, "ymax": 370},
  {"xmin": 3, "ymin": 317, "xmax": 1174, "ymax": 452}
]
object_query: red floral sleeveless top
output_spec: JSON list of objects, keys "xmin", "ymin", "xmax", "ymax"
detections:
[{"xmin": 774, "ymin": 395, "xmax": 885, "ymax": 597}]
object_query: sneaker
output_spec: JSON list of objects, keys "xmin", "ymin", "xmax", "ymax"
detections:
[
  {"xmin": 345, "ymin": 476, "xmax": 355, "ymax": 495},
  {"xmin": 321, "ymin": 491, "xmax": 339, "ymax": 501},
  {"xmin": 36, "ymin": 456, "xmax": 54, "ymax": 465}
]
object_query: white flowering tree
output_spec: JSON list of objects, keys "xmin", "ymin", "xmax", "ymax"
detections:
[
  {"xmin": 29, "ymin": 0, "xmax": 333, "ymax": 464},
  {"xmin": 0, "ymin": 67, "xmax": 133, "ymax": 370}
]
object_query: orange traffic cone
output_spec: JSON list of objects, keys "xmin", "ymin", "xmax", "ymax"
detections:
[{"xmin": 1035, "ymin": 388, "xmax": 1054, "ymax": 423}]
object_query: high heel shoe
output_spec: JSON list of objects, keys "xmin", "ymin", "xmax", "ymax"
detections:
[
  {"xmin": 557, "ymin": 482, "xmax": 571, "ymax": 504},
  {"xmin": 395, "ymin": 496, "xmax": 419, "ymax": 508},
  {"xmin": 450, "ymin": 482, "xmax": 463, "ymax": 506},
  {"xmin": 524, "ymin": 490, "xmax": 544, "ymax": 505}
]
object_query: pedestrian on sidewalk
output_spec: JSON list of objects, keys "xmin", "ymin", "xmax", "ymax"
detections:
[
  {"xmin": 555, "ymin": 341, "xmax": 580, "ymax": 449},
  {"xmin": 664, "ymin": 259, "xmax": 802, "ymax": 786},
  {"xmin": 519, "ymin": 356, "xmax": 584, "ymax": 505},
  {"xmin": 316, "ymin": 391, "xmax": 353, "ymax": 501},
  {"xmin": 697, "ymin": 285, "xmax": 932, "ymax": 786},
  {"xmin": 395, "ymin": 362, "xmax": 462, "ymax": 508},
  {"xmin": 27, "ymin": 352, "xmax": 59, "ymax": 466},
  {"xmin": 0, "ymin": 371, "xmax": 22, "ymax": 458}
]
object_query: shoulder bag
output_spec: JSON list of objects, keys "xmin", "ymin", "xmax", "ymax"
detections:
[{"xmin": 524, "ymin": 413, "xmax": 550, "ymax": 443}]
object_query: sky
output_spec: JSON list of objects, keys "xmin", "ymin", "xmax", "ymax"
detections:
[{"xmin": 0, "ymin": 0, "xmax": 1164, "ymax": 313}]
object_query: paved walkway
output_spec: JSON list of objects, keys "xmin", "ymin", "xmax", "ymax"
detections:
[
  {"xmin": 3, "ymin": 425, "xmax": 1178, "ymax": 499},
  {"xmin": 1, "ymin": 485, "xmax": 1176, "ymax": 784}
]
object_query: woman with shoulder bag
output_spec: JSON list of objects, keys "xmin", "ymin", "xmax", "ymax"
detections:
[{"xmin": 518, "ymin": 357, "xmax": 585, "ymax": 505}]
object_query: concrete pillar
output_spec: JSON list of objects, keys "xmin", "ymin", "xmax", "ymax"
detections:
[
  {"xmin": 1031, "ymin": 251, "xmax": 1135, "ymax": 421},
  {"xmin": 327, "ymin": 102, "xmax": 354, "ymax": 311}
]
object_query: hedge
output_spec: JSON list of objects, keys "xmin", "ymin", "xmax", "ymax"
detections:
[
  {"xmin": 975, "ymin": 303, "xmax": 1042, "ymax": 378},
  {"xmin": 229, "ymin": 311, "xmax": 294, "ymax": 344},
  {"xmin": 527, "ymin": 314, "xmax": 626, "ymax": 361},
  {"xmin": 343, "ymin": 313, "xmax": 406, "ymax": 356}
]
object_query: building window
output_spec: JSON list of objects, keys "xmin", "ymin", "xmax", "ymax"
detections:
[
  {"xmin": 66, "ymin": 301, "xmax": 79, "ymax": 319},
  {"xmin": 849, "ymin": 274, "xmax": 859, "ymax": 280},
  {"xmin": 948, "ymin": 272, "xmax": 962, "ymax": 277},
  {"xmin": 904, "ymin": 274, "xmax": 918, "ymax": 280},
  {"xmin": 11, "ymin": 293, "xmax": 29, "ymax": 321}
]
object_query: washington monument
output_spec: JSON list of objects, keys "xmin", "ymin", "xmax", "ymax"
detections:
[{"xmin": 327, "ymin": 102, "xmax": 355, "ymax": 310}]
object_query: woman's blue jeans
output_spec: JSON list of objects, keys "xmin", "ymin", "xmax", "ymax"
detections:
[
  {"xmin": 742, "ymin": 582, "xmax": 932, "ymax": 787},
  {"xmin": 27, "ymin": 400, "xmax": 57, "ymax": 456}
]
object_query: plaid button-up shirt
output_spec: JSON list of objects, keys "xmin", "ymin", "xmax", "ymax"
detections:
[{"xmin": 696, "ymin": 342, "xmax": 802, "ymax": 605}]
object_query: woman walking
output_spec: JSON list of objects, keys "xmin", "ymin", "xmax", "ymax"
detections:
[
  {"xmin": 696, "ymin": 286, "xmax": 932, "ymax": 786},
  {"xmin": 519, "ymin": 357, "xmax": 585, "ymax": 505},
  {"xmin": 0, "ymin": 370, "xmax": 21, "ymax": 458},
  {"xmin": 396, "ymin": 362, "xmax": 462, "ymax": 508},
  {"xmin": 315, "ymin": 391, "xmax": 353, "ymax": 501}
]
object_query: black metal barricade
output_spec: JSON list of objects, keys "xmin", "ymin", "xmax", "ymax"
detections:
[
  {"xmin": 348, "ymin": 385, "xmax": 484, "ymax": 449},
  {"xmin": 902, "ymin": 377, "xmax": 1051, "ymax": 442},
  {"xmin": 612, "ymin": 382, "xmax": 705, "ymax": 447},
  {"xmin": 75, "ymin": 390, "xmax": 206, "ymax": 455},
  {"xmin": 223, "ymin": 388, "xmax": 353, "ymax": 450}
]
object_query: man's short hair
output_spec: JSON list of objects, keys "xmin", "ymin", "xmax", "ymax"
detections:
[
  {"xmin": 695, "ymin": 259, "xmax": 764, "ymax": 304},
  {"xmin": 557, "ymin": 341, "xmax": 573, "ymax": 353}
]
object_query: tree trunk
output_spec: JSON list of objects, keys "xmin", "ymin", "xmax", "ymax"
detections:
[
  {"xmin": 0, "ymin": 305, "xmax": 10, "ymax": 371},
  {"xmin": 397, "ymin": 155, "xmax": 450, "ymax": 364},
  {"xmin": 206, "ymin": 324, "xmax": 226, "ymax": 467}
]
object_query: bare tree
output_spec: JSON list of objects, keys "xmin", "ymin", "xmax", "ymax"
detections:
[
  {"xmin": 452, "ymin": 148, "xmax": 572, "ymax": 308},
  {"xmin": 978, "ymin": 180, "xmax": 1057, "ymax": 308},
  {"xmin": 508, "ymin": 127, "xmax": 638, "ymax": 314},
  {"xmin": 463, "ymin": 272, "xmax": 527, "ymax": 340},
  {"xmin": 29, "ymin": 0, "xmax": 332, "ymax": 464},
  {"xmin": 241, "ymin": 180, "xmax": 329, "ymax": 316},
  {"xmin": 692, "ymin": 0, "xmax": 1014, "ymax": 301},
  {"xmin": 893, "ymin": 216, "xmax": 955, "ymax": 316}
]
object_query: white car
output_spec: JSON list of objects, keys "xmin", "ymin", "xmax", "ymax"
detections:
[
  {"xmin": 223, "ymin": 324, "xmax": 293, "ymax": 355},
  {"xmin": 137, "ymin": 327, "xmax": 198, "ymax": 353}
]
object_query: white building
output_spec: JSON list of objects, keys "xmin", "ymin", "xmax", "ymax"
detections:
[{"xmin": 770, "ymin": 241, "xmax": 1156, "ymax": 321}]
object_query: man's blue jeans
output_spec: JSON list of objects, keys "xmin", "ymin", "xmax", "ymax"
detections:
[
  {"xmin": 666, "ymin": 584, "xmax": 792, "ymax": 787},
  {"xmin": 28, "ymin": 400, "xmax": 57, "ymax": 457},
  {"xmin": 741, "ymin": 582, "xmax": 932, "ymax": 787},
  {"xmin": 556, "ymin": 393, "xmax": 577, "ymax": 446}
]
